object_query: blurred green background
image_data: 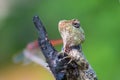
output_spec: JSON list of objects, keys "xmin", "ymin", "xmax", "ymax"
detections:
[{"xmin": 0, "ymin": 0, "xmax": 120, "ymax": 80}]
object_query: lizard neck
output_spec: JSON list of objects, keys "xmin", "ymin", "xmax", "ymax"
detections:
[{"xmin": 63, "ymin": 45, "xmax": 82, "ymax": 53}]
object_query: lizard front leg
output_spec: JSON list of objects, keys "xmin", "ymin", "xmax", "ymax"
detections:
[{"xmin": 76, "ymin": 57, "xmax": 89, "ymax": 70}]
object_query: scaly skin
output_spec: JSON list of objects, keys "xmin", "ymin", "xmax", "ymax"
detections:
[
  {"xmin": 58, "ymin": 19, "xmax": 97, "ymax": 80},
  {"xmin": 58, "ymin": 19, "xmax": 85, "ymax": 50}
]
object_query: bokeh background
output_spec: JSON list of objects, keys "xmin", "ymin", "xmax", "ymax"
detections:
[{"xmin": 0, "ymin": 0, "xmax": 120, "ymax": 80}]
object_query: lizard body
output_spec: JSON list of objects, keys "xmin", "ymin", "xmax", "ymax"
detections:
[{"xmin": 58, "ymin": 19, "xmax": 97, "ymax": 80}]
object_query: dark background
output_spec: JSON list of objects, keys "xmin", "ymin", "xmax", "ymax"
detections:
[{"xmin": 0, "ymin": 0, "xmax": 120, "ymax": 80}]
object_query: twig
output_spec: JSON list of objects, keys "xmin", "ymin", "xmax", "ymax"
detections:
[{"xmin": 33, "ymin": 16, "xmax": 65, "ymax": 80}]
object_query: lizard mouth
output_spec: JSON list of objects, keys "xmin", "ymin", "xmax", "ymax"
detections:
[{"xmin": 58, "ymin": 20, "xmax": 67, "ymax": 30}]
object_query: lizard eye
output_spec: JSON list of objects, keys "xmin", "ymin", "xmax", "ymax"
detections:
[{"xmin": 72, "ymin": 22, "xmax": 80, "ymax": 28}]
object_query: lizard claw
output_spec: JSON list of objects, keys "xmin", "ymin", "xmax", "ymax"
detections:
[{"xmin": 60, "ymin": 55, "xmax": 74, "ymax": 64}]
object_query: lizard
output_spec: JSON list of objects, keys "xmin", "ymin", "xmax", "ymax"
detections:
[{"xmin": 58, "ymin": 19, "xmax": 97, "ymax": 80}]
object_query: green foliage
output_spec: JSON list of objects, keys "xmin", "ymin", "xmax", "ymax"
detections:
[{"xmin": 0, "ymin": 0, "xmax": 120, "ymax": 80}]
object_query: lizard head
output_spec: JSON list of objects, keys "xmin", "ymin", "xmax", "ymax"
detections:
[{"xmin": 58, "ymin": 19, "xmax": 85, "ymax": 47}]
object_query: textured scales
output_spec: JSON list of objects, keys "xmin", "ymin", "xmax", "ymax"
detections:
[
  {"xmin": 58, "ymin": 19, "xmax": 85, "ymax": 50},
  {"xmin": 58, "ymin": 19, "xmax": 97, "ymax": 80}
]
